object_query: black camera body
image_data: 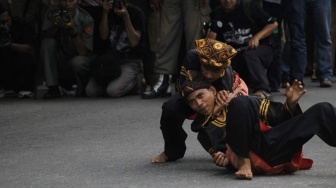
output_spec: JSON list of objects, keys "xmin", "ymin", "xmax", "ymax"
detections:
[
  {"xmin": 113, "ymin": 0, "xmax": 123, "ymax": 9},
  {"xmin": 47, "ymin": 6, "xmax": 72, "ymax": 23},
  {"xmin": 0, "ymin": 23, "xmax": 11, "ymax": 47},
  {"xmin": 203, "ymin": 20, "xmax": 223, "ymax": 33}
]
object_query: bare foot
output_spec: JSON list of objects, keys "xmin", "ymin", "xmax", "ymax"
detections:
[
  {"xmin": 151, "ymin": 152, "xmax": 168, "ymax": 163},
  {"xmin": 235, "ymin": 157, "xmax": 253, "ymax": 180}
]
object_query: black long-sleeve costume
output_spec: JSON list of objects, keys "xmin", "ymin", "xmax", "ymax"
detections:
[
  {"xmin": 161, "ymin": 49, "xmax": 245, "ymax": 161},
  {"xmin": 191, "ymin": 95, "xmax": 336, "ymax": 173}
]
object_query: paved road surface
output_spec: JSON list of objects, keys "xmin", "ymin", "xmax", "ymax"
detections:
[{"xmin": 1, "ymin": 77, "xmax": 336, "ymax": 188}]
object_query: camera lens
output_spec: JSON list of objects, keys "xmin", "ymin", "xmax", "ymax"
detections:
[{"xmin": 61, "ymin": 10, "xmax": 71, "ymax": 23}]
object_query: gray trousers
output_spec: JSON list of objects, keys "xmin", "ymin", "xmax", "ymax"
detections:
[
  {"xmin": 154, "ymin": 0, "xmax": 211, "ymax": 75},
  {"xmin": 86, "ymin": 59, "xmax": 141, "ymax": 98}
]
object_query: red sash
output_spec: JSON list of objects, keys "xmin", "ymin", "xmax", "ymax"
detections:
[{"xmin": 226, "ymin": 120, "xmax": 313, "ymax": 175}]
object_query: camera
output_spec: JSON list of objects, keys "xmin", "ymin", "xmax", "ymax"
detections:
[
  {"xmin": 203, "ymin": 20, "xmax": 223, "ymax": 33},
  {"xmin": 0, "ymin": 22, "xmax": 11, "ymax": 47},
  {"xmin": 47, "ymin": 6, "xmax": 72, "ymax": 23},
  {"xmin": 113, "ymin": 0, "xmax": 123, "ymax": 9}
]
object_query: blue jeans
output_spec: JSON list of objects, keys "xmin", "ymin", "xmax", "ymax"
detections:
[
  {"xmin": 263, "ymin": 1, "xmax": 284, "ymax": 90},
  {"xmin": 284, "ymin": 0, "xmax": 332, "ymax": 83}
]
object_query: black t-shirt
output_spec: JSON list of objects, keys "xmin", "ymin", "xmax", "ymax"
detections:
[
  {"xmin": 1, "ymin": 17, "xmax": 36, "ymax": 59},
  {"xmin": 9, "ymin": 17, "xmax": 36, "ymax": 48},
  {"xmin": 108, "ymin": 3, "xmax": 146, "ymax": 55},
  {"xmin": 211, "ymin": 3, "xmax": 274, "ymax": 52}
]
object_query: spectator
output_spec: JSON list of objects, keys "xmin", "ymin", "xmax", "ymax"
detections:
[
  {"xmin": 79, "ymin": 0, "xmax": 108, "ymax": 54},
  {"xmin": 8, "ymin": 0, "xmax": 40, "ymax": 23},
  {"xmin": 263, "ymin": 0, "xmax": 284, "ymax": 92},
  {"xmin": 141, "ymin": 0, "xmax": 212, "ymax": 99},
  {"xmin": 280, "ymin": 21, "xmax": 291, "ymax": 88},
  {"xmin": 40, "ymin": 0, "xmax": 95, "ymax": 99},
  {"xmin": 283, "ymin": 0, "xmax": 333, "ymax": 87},
  {"xmin": 127, "ymin": 0, "xmax": 161, "ymax": 92},
  {"xmin": 0, "ymin": 1, "xmax": 36, "ymax": 98},
  {"xmin": 85, "ymin": 0, "xmax": 145, "ymax": 97},
  {"xmin": 210, "ymin": 0, "xmax": 278, "ymax": 99}
]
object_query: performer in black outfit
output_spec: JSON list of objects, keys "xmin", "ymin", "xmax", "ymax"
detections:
[{"xmin": 179, "ymin": 71, "xmax": 336, "ymax": 180}]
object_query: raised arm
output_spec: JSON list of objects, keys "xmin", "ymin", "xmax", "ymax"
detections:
[
  {"xmin": 100, "ymin": 0, "xmax": 112, "ymax": 40},
  {"xmin": 116, "ymin": 5, "xmax": 141, "ymax": 47},
  {"xmin": 285, "ymin": 80, "xmax": 306, "ymax": 113}
]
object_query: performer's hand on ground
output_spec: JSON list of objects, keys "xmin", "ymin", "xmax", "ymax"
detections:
[{"xmin": 213, "ymin": 151, "xmax": 229, "ymax": 167}]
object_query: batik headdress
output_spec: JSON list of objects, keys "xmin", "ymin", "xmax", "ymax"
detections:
[{"xmin": 195, "ymin": 38, "xmax": 237, "ymax": 69}]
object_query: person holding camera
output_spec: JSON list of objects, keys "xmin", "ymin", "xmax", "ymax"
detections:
[
  {"xmin": 0, "ymin": 2, "xmax": 36, "ymax": 98},
  {"xmin": 141, "ymin": 0, "xmax": 212, "ymax": 99},
  {"xmin": 85, "ymin": 0, "xmax": 145, "ymax": 97},
  {"xmin": 40, "ymin": 0, "xmax": 95, "ymax": 99}
]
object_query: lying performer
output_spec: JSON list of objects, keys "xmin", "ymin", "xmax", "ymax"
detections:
[{"xmin": 179, "ymin": 71, "xmax": 336, "ymax": 180}]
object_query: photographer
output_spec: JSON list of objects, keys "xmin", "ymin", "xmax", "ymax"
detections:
[
  {"xmin": 0, "ymin": 2, "xmax": 36, "ymax": 98},
  {"xmin": 85, "ymin": 0, "xmax": 145, "ymax": 98},
  {"xmin": 40, "ymin": 0, "xmax": 95, "ymax": 99}
]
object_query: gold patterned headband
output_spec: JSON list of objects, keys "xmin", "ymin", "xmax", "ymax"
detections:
[{"xmin": 195, "ymin": 38, "xmax": 237, "ymax": 69}]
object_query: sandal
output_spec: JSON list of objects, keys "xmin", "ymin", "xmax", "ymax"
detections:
[{"xmin": 251, "ymin": 90, "xmax": 272, "ymax": 100}]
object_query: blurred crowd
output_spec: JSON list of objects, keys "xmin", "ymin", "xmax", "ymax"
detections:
[{"xmin": 0, "ymin": 0, "xmax": 335, "ymax": 99}]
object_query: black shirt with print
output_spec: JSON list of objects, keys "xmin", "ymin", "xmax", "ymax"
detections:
[
  {"xmin": 211, "ymin": 3, "xmax": 274, "ymax": 52},
  {"xmin": 107, "ymin": 3, "xmax": 146, "ymax": 55}
]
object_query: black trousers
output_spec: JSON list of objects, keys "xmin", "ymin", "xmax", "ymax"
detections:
[
  {"xmin": 226, "ymin": 96, "xmax": 336, "ymax": 166},
  {"xmin": 0, "ymin": 49, "xmax": 35, "ymax": 92},
  {"xmin": 160, "ymin": 93, "xmax": 195, "ymax": 161},
  {"xmin": 232, "ymin": 45, "xmax": 274, "ymax": 93}
]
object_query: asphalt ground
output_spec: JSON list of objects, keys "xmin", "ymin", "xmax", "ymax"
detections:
[{"xmin": 1, "ymin": 76, "xmax": 336, "ymax": 188}]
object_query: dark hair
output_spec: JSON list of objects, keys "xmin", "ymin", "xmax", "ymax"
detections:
[{"xmin": 179, "ymin": 70, "xmax": 211, "ymax": 98}]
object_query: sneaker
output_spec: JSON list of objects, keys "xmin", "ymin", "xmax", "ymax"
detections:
[
  {"xmin": 311, "ymin": 74, "xmax": 318, "ymax": 82},
  {"xmin": 5, "ymin": 90, "xmax": 17, "ymax": 98},
  {"xmin": 320, "ymin": 78, "xmax": 332, "ymax": 87},
  {"xmin": 43, "ymin": 86, "xmax": 62, "ymax": 99},
  {"xmin": 18, "ymin": 91, "xmax": 35, "ymax": 98}
]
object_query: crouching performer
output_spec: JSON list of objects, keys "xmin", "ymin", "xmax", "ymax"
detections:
[{"xmin": 151, "ymin": 38, "xmax": 248, "ymax": 163}]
